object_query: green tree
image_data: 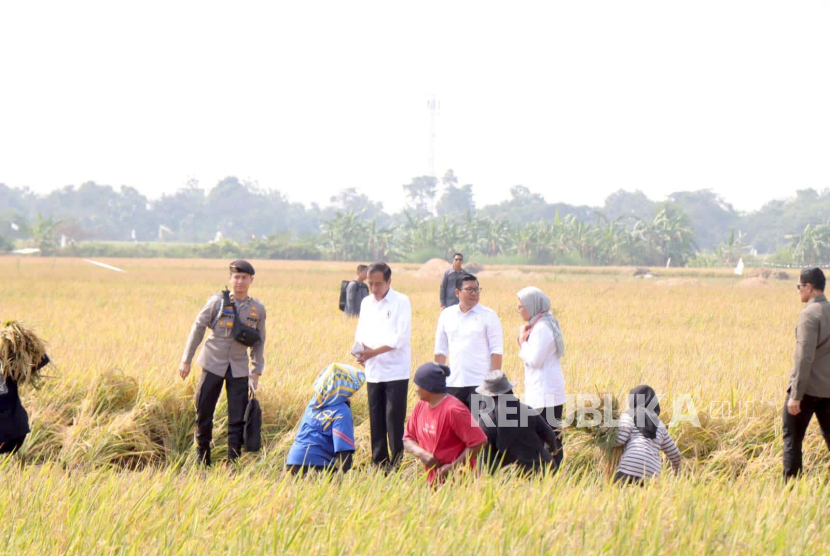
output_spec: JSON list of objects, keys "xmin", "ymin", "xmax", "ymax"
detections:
[
  {"xmin": 327, "ymin": 188, "xmax": 386, "ymax": 223},
  {"xmin": 631, "ymin": 206, "xmax": 697, "ymax": 266},
  {"xmin": 482, "ymin": 185, "xmax": 595, "ymax": 225},
  {"xmin": 791, "ymin": 223, "xmax": 830, "ymax": 266},
  {"xmin": 402, "ymin": 176, "xmax": 438, "ymax": 215},
  {"xmin": 741, "ymin": 189, "xmax": 830, "ymax": 253},
  {"xmin": 0, "ymin": 233, "xmax": 12, "ymax": 252},
  {"xmin": 366, "ymin": 220, "xmax": 394, "ymax": 261},
  {"xmin": 319, "ymin": 210, "xmax": 376, "ymax": 261},
  {"xmin": 32, "ymin": 214, "xmax": 59, "ymax": 255},
  {"xmin": 154, "ymin": 180, "xmax": 208, "ymax": 242},
  {"xmin": 477, "ymin": 217, "xmax": 512, "ymax": 256},
  {"xmin": 436, "ymin": 184, "xmax": 475, "ymax": 216},
  {"xmin": 602, "ymin": 190, "xmax": 656, "ymax": 221},
  {"xmin": 668, "ymin": 190, "xmax": 738, "ymax": 250},
  {"xmin": 715, "ymin": 229, "xmax": 746, "ymax": 266}
]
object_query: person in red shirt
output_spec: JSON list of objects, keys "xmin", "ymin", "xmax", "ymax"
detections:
[{"xmin": 403, "ymin": 362, "xmax": 487, "ymax": 483}]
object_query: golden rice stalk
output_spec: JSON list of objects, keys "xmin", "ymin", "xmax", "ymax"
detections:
[
  {"xmin": 569, "ymin": 390, "xmax": 623, "ymax": 475},
  {"xmin": 0, "ymin": 319, "xmax": 50, "ymax": 388}
]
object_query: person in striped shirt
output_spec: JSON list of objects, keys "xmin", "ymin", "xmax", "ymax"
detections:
[{"xmin": 614, "ymin": 384, "xmax": 681, "ymax": 484}]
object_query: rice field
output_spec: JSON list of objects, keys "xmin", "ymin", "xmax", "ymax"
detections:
[{"xmin": 1, "ymin": 257, "xmax": 828, "ymax": 554}]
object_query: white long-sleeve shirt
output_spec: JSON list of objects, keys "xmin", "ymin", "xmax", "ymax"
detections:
[
  {"xmin": 519, "ymin": 323, "xmax": 566, "ymax": 409},
  {"xmin": 434, "ymin": 303, "xmax": 504, "ymax": 387},
  {"xmin": 355, "ymin": 287, "xmax": 412, "ymax": 383}
]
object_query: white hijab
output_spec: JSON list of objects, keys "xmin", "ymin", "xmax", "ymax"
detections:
[{"xmin": 517, "ymin": 286, "xmax": 565, "ymax": 358}]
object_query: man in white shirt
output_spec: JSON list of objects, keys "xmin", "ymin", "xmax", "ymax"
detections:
[
  {"xmin": 354, "ymin": 262, "xmax": 412, "ymax": 469},
  {"xmin": 434, "ymin": 273, "xmax": 503, "ymax": 409}
]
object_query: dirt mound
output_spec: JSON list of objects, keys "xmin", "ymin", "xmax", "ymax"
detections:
[
  {"xmin": 415, "ymin": 258, "xmax": 450, "ymax": 280},
  {"xmin": 627, "ymin": 267, "xmax": 659, "ymax": 278},
  {"xmin": 655, "ymin": 278, "xmax": 701, "ymax": 287},
  {"xmin": 463, "ymin": 261, "xmax": 485, "ymax": 274},
  {"xmin": 749, "ymin": 268, "xmax": 773, "ymax": 279},
  {"xmin": 736, "ymin": 277, "xmax": 770, "ymax": 288}
]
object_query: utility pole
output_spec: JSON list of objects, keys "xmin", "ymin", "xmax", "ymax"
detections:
[{"xmin": 427, "ymin": 95, "xmax": 440, "ymax": 214}]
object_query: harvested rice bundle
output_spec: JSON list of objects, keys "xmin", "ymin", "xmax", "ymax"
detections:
[
  {"xmin": 569, "ymin": 391, "xmax": 623, "ymax": 475},
  {"xmin": 0, "ymin": 320, "xmax": 50, "ymax": 388}
]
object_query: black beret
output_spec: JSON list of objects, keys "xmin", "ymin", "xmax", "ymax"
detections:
[{"xmin": 229, "ymin": 260, "xmax": 255, "ymax": 275}]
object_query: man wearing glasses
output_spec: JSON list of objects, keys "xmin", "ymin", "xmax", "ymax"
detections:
[
  {"xmin": 439, "ymin": 253, "xmax": 466, "ymax": 309},
  {"xmin": 784, "ymin": 267, "xmax": 830, "ymax": 478},
  {"xmin": 434, "ymin": 273, "xmax": 503, "ymax": 409}
]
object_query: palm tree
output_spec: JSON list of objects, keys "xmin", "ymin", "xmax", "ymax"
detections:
[
  {"xmin": 715, "ymin": 229, "xmax": 746, "ymax": 266},
  {"xmin": 792, "ymin": 223, "xmax": 830, "ymax": 266},
  {"xmin": 477, "ymin": 217, "xmax": 512, "ymax": 256},
  {"xmin": 589, "ymin": 213, "xmax": 625, "ymax": 265},
  {"xmin": 636, "ymin": 207, "xmax": 697, "ymax": 266},
  {"xmin": 319, "ymin": 210, "xmax": 367, "ymax": 260},
  {"xmin": 512, "ymin": 222, "xmax": 544, "ymax": 259},
  {"xmin": 366, "ymin": 221, "xmax": 393, "ymax": 261}
]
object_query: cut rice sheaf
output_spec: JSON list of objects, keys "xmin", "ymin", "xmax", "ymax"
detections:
[{"xmin": 0, "ymin": 319, "xmax": 51, "ymax": 388}]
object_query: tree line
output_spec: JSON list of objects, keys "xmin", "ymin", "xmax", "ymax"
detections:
[{"xmin": 1, "ymin": 172, "xmax": 829, "ymax": 266}]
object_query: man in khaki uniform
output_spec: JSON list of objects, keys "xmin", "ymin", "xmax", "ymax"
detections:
[
  {"xmin": 179, "ymin": 260, "xmax": 266, "ymax": 465},
  {"xmin": 784, "ymin": 267, "xmax": 830, "ymax": 478}
]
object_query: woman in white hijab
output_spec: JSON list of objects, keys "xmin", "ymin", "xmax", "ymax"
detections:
[{"xmin": 516, "ymin": 286, "xmax": 566, "ymax": 467}]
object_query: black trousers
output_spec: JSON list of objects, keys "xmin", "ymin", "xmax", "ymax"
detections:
[
  {"xmin": 535, "ymin": 405, "xmax": 564, "ymax": 469},
  {"xmin": 0, "ymin": 435, "xmax": 25, "ymax": 455},
  {"xmin": 287, "ymin": 464, "xmax": 326, "ymax": 475},
  {"xmin": 447, "ymin": 386, "xmax": 478, "ymax": 410},
  {"xmin": 614, "ymin": 471, "xmax": 644, "ymax": 486},
  {"xmin": 196, "ymin": 367, "xmax": 248, "ymax": 464},
  {"xmin": 367, "ymin": 379, "xmax": 408, "ymax": 468},
  {"xmin": 782, "ymin": 392, "xmax": 830, "ymax": 478}
]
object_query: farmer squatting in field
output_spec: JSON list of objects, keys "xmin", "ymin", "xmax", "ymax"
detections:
[
  {"xmin": 403, "ymin": 362, "xmax": 487, "ymax": 484},
  {"xmin": 286, "ymin": 363, "xmax": 366, "ymax": 475}
]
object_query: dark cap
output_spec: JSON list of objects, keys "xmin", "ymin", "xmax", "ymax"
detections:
[
  {"xmin": 229, "ymin": 260, "xmax": 255, "ymax": 275},
  {"xmin": 414, "ymin": 362, "xmax": 451, "ymax": 394}
]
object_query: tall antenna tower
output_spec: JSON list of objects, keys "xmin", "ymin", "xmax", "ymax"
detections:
[{"xmin": 427, "ymin": 95, "xmax": 440, "ymax": 179}]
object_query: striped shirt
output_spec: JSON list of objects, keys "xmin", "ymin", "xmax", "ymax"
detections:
[{"xmin": 614, "ymin": 413, "xmax": 681, "ymax": 478}]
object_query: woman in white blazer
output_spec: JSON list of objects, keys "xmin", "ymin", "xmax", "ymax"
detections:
[{"xmin": 516, "ymin": 286, "xmax": 566, "ymax": 467}]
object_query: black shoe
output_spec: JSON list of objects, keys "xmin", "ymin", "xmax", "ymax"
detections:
[
  {"xmin": 228, "ymin": 445, "xmax": 242, "ymax": 462},
  {"xmin": 197, "ymin": 448, "xmax": 211, "ymax": 467}
]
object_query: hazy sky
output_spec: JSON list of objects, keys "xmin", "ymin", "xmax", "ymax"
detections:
[{"xmin": 1, "ymin": 1, "xmax": 828, "ymax": 213}]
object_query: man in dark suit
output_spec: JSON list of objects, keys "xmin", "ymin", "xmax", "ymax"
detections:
[
  {"xmin": 783, "ymin": 267, "xmax": 830, "ymax": 478},
  {"xmin": 439, "ymin": 253, "xmax": 465, "ymax": 309}
]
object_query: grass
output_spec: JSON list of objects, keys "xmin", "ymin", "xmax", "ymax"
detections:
[{"xmin": 0, "ymin": 257, "xmax": 827, "ymax": 554}]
